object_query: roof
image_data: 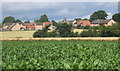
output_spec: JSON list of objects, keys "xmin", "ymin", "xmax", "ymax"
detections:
[
  {"xmin": 92, "ymin": 19, "xmax": 111, "ymax": 24},
  {"xmin": 3, "ymin": 23, "xmax": 13, "ymax": 27},
  {"xmin": 23, "ymin": 23, "xmax": 35, "ymax": 26},
  {"xmin": 43, "ymin": 22, "xmax": 52, "ymax": 25},
  {"xmin": 77, "ymin": 20, "xmax": 90, "ymax": 24},
  {"xmin": 35, "ymin": 22, "xmax": 43, "ymax": 25},
  {"xmin": 9, "ymin": 23, "xmax": 24, "ymax": 29}
]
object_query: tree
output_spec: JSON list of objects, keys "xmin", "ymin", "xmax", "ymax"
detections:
[
  {"xmin": 82, "ymin": 18, "xmax": 88, "ymax": 20},
  {"xmin": 74, "ymin": 18, "xmax": 81, "ymax": 21},
  {"xmin": 34, "ymin": 14, "xmax": 49, "ymax": 23},
  {"xmin": 3, "ymin": 16, "xmax": 15, "ymax": 23},
  {"xmin": 24, "ymin": 20, "xmax": 30, "ymax": 23},
  {"xmin": 39, "ymin": 14, "xmax": 49, "ymax": 22},
  {"xmin": 90, "ymin": 10, "xmax": 108, "ymax": 21},
  {"xmin": 56, "ymin": 23, "xmax": 74, "ymax": 37},
  {"xmin": 33, "ymin": 30, "xmax": 47, "ymax": 37},
  {"xmin": 15, "ymin": 19, "xmax": 22, "ymax": 23},
  {"xmin": 77, "ymin": 24, "xmax": 82, "ymax": 29},
  {"xmin": 112, "ymin": 13, "xmax": 120, "ymax": 23},
  {"xmin": 52, "ymin": 20, "xmax": 58, "ymax": 26}
]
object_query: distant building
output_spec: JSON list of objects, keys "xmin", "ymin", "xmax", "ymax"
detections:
[
  {"xmin": 2, "ymin": 23, "xmax": 13, "ymax": 30},
  {"xmin": 43, "ymin": 22, "xmax": 52, "ymax": 28},
  {"xmin": 35, "ymin": 23, "xmax": 43, "ymax": 30},
  {"xmin": 48, "ymin": 25, "xmax": 57, "ymax": 30},
  {"xmin": 77, "ymin": 20, "xmax": 91, "ymax": 27},
  {"xmin": 2, "ymin": 23, "xmax": 25, "ymax": 31},
  {"xmin": 10, "ymin": 23, "xmax": 26, "ymax": 31},
  {"xmin": 91, "ymin": 19, "xmax": 116, "ymax": 27},
  {"xmin": 23, "ymin": 23, "xmax": 35, "ymax": 30}
]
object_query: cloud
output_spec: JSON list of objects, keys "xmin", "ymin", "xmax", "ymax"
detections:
[
  {"xmin": 1, "ymin": 2, "xmax": 118, "ymax": 22},
  {"xmin": 107, "ymin": 13, "xmax": 113, "ymax": 19},
  {"xmin": 1, "ymin": 0, "xmax": 119, "ymax": 2}
]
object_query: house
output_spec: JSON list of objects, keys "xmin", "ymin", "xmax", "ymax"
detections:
[
  {"xmin": 9, "ymin": 23, "xmax": 26, "ymax": 31},
  {"xmin": 2, "ymin": 23, "xmax": 13, "ymax": 30},
  {"xmin": 42, "ymin": 22, "xmax": 52, "ymax": 28},
  {"xmin": 23, "ymin": 23, "xmax": 35, "ymax": 30},
  {"xmin": 48, "ymin": 25, "xmax": 57, "ymax": 30},
  {"xmin": 35, "ymin": 23, "xmax": 43, "ymax": 30},
  {"xmin": 91, "ymin": 19, "xmax": 116, "ymax": 27},
  {"xmin": 77, "ymin": 20, "xmax": 91, "ymax": 27},
  {"xmin": 2, "ymin": 23, "xmax": 25, "ymax": 31}
]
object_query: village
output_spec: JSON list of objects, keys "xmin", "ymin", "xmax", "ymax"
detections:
[
  {"xmin": 0, "ymin": 10, "xmax": 119, "ymax": 38},
  {"xmin": 1, "ymin": 18, "xmax": 116, "ymax": 31}
]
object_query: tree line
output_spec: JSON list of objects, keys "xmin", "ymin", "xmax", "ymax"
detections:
[{"xmin": 33, "ymin": 10, "xmax": 120, "ymax": 37}]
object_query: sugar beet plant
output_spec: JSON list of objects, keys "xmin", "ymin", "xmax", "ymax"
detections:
[{"xmin": 2, "ymin": 41, "xmax": 119, "ymax": 69}]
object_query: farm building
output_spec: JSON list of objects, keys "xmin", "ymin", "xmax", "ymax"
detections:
[
  {"xmin": 77, "ymin": 20, "xmax": 91, "ymax": 27},
  {"xmin": 2, "ymin": 23, "xmax": 25, "ymax": 31},
  {"xmin": 91, "ymin": 19, "xmax": 116, "ymax": 27},
  {"xmin": 42, "ymin": 22, "xmax": 52, "ymax": 28},
  {"xmin": 23, "ymin": 23, "xmax": 35, "ymax": 30},
  {"xmin": 35, "ymin": 23, "xmax": 43, "ymax": 30}
]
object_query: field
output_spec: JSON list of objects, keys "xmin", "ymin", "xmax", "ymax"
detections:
[
  {"xmin": 2, "ymin": 41, "xmax": 119, "ymax": 69},
  {"xmin": 0, "ymin": 29, "xmax": 84, "ymax": 38},
  {"xmin": 0, "ymin": 31, "xmax": 36, "ymax": 38}
]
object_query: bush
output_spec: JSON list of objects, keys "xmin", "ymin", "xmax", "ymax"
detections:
[
  {"xmin": 99, "ymin": 24, "xmax": 120, "ymax": 37},
  {"xmin": 82, "ymin": 26, "xmax": 90, "ymax": 29},
  {"xmin": 46, "ymin": 31, "xmax": 58, "ymax": 37},
  {"xmin": 56, "ymin": 23, "xmax": 73, "ymax": 37},
  {"xmin": 77, "ymin": 24, "xmax": 83, "ymax": 29},
  {"xmin": 80, "ymin": 23, "xmax": 120, "ymax": 37},
  {"xmin": 33, "ymin": 30, "xmax": 47, "ymax": 38},
  {"xmin": 80, "ymin": 29, "xmax": 100, "ymax": 37}
]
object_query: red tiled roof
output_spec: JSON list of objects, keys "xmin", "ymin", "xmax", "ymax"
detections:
[
  {"xmin": 43, "ymin": 22, "xmax": 52, "ymax": 25},
  {"xmin": 77, "ymin": 20, "xmax": 91, "ymax": 26},
  {"xmin": 77, "ymin": 20, "xmax": 90, "ymax": 24},
  {"xmin": 23, "ymin": 23, "xmax": 35, "ymax": 26}
]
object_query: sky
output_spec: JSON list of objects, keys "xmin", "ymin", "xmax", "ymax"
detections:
[{"xmin": 1, "ymin": 2, "xmax": 119, "ymax": 22}]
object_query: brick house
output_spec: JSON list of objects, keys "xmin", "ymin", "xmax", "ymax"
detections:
[
  {"xmin": 77, "ymin": 20, "xmax": 91, "ymax": 27},
  {"xmin": 34, "ymin": 23, "xmax": 43, "ymax": 30},
  {"xmin": 23, "ymin": 23, "xmax": 35, "ymax": 30},
  {"xmin": 42, "ymin": 22, "xmax": 52, "ymax": 28}
]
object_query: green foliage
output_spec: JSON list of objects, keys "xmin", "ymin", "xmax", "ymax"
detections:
[
  {"xmin": 3, "ymin": 16, "xmax": 15, "ymax": 23},
  {"xmin": 74, "ymin": 18, "xmax": 81, "ymax": 21},
  {"xmin": 24, "ymin": 20, "xmax": 30, "ymax": 23},
  {"xmin": 112, "ymin": 13, "xmax": 120, "ymax": 23},
  {"xmin": 2, "ymin": 41, "xmax": 119, "ymax": 69},
  {"xmin": 82, "ymin": 18, "xmax": 88, "ymax": 20},
  {"xmin": 33, "ymin": 30, "xmax": 47, "ymax": 37},
  {"xmin": 82, "ymin": 26, "xmax": 90, "ymax": 29},
  {"xmin": 99, "ymin": 24, "xmax": 120, "ymax": 37},
  {"xmin": 15, "ymin": 19, "xmax": 23, "ymax": 23},
  {"xmin": 80, "ymin": 29, "xmax": 100, "ymax": 37},
  {"xmin": 77, "ymin": 24, "xmax": 82, "ymax": 29},
  {"xmin": 46, "ymin": 31, "xmax": 58, "ymax": 37},
  {"xmin": 80, "ymin": 23, "xmax": 120, "ymax": 37},
  {"xmin": 56, "ymin": 23, "xmax": 74, "ymax": 37},
  {"xmin": 52, "ymin": 20, "xmax": 58, "ymax": 26},
  {"xmin": 35, "ymin": 14, "xmax": 49, "ymax": 23},
  {"xmin": 90, "ymin": 10, "xmax": 108, "ymax": 21}
]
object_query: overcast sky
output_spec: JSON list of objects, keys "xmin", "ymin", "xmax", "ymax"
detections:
[{"xmin": 1, "ymin": 2, "xmax": 118, "ymax": 22}]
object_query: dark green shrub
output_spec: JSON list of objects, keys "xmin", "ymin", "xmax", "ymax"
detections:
[
  {"xmin": 46, "ymin": 31, "xmax": 58, "ymax": 37},
  {"xmin": 82, "ymin": 26, "xmax": 90, "ymax": 29},
  {"xmin": 80, "ymin": 29, "xmax": 100, "ymax": 37},
  {"xmin": 33, "ymin": 30, "xmax": 47, "ymax": 38}
]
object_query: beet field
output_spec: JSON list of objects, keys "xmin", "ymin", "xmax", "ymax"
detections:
[{"xmin": 2, "ymin": 41, "xmax": 119, "ymax": 69}]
